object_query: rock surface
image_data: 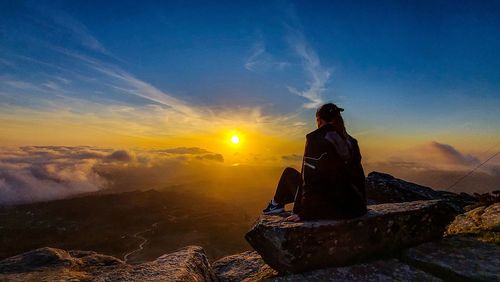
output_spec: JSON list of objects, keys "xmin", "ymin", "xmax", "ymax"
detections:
[
  {"xmin": 269, "ymin": 259, "xmax": 442, "ymax": 282},
  {"xmin": 0, "ymin": 246, "xmax": 216, "ymax": 281},
  {"xmin": 213, "ymin": 251, "xmax": 278, "ymax": 282},
  {"xmin": 402, "ymin": 236, "xmax": 500, "ymax": 281},
  {"xmin": 446, "ymin": 202, "xmax": 500, "ymax": 244},
  {"xmin": 245, "ymin": 200, "xmax": 457, "ymax": 274},
  {"xmin": 366, "ymin": 172, "xmax": 476, "ymax": 211}
]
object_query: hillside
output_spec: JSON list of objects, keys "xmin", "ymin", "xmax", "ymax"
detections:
[{"xmin": 0, "ymin": 189, "xmax": 253, "ymax": 263}]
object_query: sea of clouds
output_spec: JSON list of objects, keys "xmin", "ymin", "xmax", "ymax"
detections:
[
  {"xmin": 0, "ymin": 146, "xmax": 225, "ymax": 205},
  {"xmin": 1, "ymin": 142, "xmax": 498, "ymax": 205}
]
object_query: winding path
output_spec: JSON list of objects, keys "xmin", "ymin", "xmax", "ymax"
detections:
[{"xmin": 123, "ymin": 223, "xmax": 158, "ymax": 263}]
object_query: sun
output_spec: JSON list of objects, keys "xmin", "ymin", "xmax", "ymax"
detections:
[{"xmin": 231, "ymin": 135, "xmax": 240, "ymax": 144}]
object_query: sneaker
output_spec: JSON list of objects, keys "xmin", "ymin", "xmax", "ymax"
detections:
[{"xmin": 263, "ymin": 201, "xmax": 284, "ymax": 214}]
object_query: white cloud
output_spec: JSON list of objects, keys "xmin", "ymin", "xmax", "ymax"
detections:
[
  {"xmin": 44, "ymin": 7, "xmax": 108, "ymax": 54},
  {"xmin": 0, "ymin": 146, "xmax": 226, "ymax": 205},
  {"xmin": 56, "ymin": 49, "xmax": 200, "ymax": 118},
  {"xmin": 2, "ymin": 79, "xmax": 40, "ymax": 91},
  {"xmin": 245, "ymin": 40, "xmax": 290, "ymax": 72},
  {"xmin": 286, "ymin": 28, "xmax": 331, "ymax": 109}
]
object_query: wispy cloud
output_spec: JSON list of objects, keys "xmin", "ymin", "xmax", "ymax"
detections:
[
  {"xmin": 49, "ymin": 48, "xmax": 200, "ymax": 119},
  {"xmin": 283, "ymin": 4, "xmax": 332, "ymax": 109},
  {"xmin": 40, "ymin": 6, "xmax": 108, "ymax": 54},
  {"xmin": 245, "ymin": 40, "xmax": 290, "ymax": 72},
  {"xmin": 42, "ymin": 81, "xmax": 63, "ymax": 91},
  {"xmin": 286, "ymin": 28, "xmax": 331, "ymax": 109},
  {"xmin": 0, "ymin": 58, "xmax": 15, "ymax": 67},
  {"xmin": 2, "ymin": 79, "xmax": 40, "ymax": 91}
]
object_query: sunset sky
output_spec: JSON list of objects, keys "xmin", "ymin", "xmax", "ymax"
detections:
[{"xmin": 0, "ymin": 1, "xmax": 499, "ymax": 204}]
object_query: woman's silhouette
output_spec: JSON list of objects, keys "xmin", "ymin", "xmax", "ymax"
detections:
[{"xmin": 263, "ymin": 103, "xmax": 367, "ymax": 221}]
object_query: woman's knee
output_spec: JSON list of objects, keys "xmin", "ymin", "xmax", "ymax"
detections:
[{"xmin": 283, "ymin": 167, "xmax": 301, "ymax": 178}]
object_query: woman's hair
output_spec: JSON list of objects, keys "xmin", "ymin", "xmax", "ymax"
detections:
[{"xmin": 316, "ymin": 103, "xmax": 348, "ymax": 139}]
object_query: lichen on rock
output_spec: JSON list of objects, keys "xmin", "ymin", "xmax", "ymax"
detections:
[{"xmin": 446, "ymin": 202, "xmax": 500, "ymax": 244}]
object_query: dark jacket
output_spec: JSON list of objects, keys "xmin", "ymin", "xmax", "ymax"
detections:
[{"xmin": 293, "ymin": 124, "xmax": 367, "ymax": 220}]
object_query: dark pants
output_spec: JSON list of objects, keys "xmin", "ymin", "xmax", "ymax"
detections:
[{"xmin": 273, "ymin": 167, "xmax": 301, "ymax": 205}]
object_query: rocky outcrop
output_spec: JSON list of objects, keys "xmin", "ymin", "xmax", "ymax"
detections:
[
  {"xmin": 446, "ymin": 202, "xmax": 500, "ymax": 244},
  {"xmin": 213, "ymin": 251, "xmax": 278, "ymax": 281},
  {"xmin": 245, "ymin": 200, "xmax": 457, "ymax": 274},
  {"xmin": 366, "ymin": 172, "xmax": 477, "ymax": 212},
  {"xmin": 402, "ymin": 236, "xmax": 500, "ymax": 281},
  {"xmin": 366, "ymin": 172, "xmax": 440, "ymax": 203},
  {"xmin": 269, "ymin": 259, "xmax": 442, "ymax": 281},
  {"xmin": 0, "ymin": 246, "xmax": 216, "ymax": 281},
  {"xmin": 0, "ymin": 247, "xmax": 123, "ymax": 275},
  {"xmin": 464, "ymin": 190, "xmax": 500, "ymax": 211}
]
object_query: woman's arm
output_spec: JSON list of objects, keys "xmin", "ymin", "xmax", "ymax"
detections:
[{"xmin": 295, "ymin": 134, "xmax": 322, "ymax": 220}]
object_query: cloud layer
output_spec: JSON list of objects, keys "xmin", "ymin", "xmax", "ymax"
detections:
[
  {"xmin": 0, "ymin": 146, "xmax": 225, "ymax": 205},
  {"xmin": 1, "ymin": 140, "xmax": 498, "ymax": 206},
  {"xmin": 363, "ymin": 141, "xmax": 500, "ymax": 193}
]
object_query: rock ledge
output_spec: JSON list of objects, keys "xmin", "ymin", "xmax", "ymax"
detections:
[{"xmin": 246, "ymin": 200, "xmax": 457, "ymax": 274}]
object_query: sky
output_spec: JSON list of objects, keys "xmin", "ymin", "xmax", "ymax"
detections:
[{"xmin": 0, "ymin": 0, "xmax": 499, "ymax": 204}]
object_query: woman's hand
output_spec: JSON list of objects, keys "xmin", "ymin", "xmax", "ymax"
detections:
[{"xmin": 285, "ymin": 213, "xmax": 301, "ymax": 222}]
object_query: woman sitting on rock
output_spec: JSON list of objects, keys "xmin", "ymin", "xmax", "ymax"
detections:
[{"xmin": 263, "ymin": 103, "xmax": 367, "ymax": 221}]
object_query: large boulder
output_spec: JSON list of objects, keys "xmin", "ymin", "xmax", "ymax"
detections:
[
  {"xmin": 0, "ymin": 247, "xmax": 123, "ymax": 273},
  {"xmin": 446, "ymin": 202, "xmax": 500, "ymax": 244},
  {"xmin": 402, "ymin": 236, "xmax": 500, "ymax": 281},
  {"xmin": 366, "ymin": 172, "xmax": 477, "ymax": 212},
  {"xmin": 0, "ymin": 247, "xmax": 85, "ymax": 273},
  {"xmin": 98, "ymin": 245, "xmax": 216, "ymax": 281},
  {"xmin": 269, "ymin": 259, "xmax": 441, "ymax": 282},
  {"xmin": 0, "ymin": 246, "xmax": 216, "ymax": 281},
  {"xmin": 212, "ymin": 251, "xmax": 278, "ymax": 282},
  {"xmin": 245, "ymin": 200, "xmax": 457, "ymax": 274},
  {"xmin": 366, "ymin": 172, "xmax": 440, "ymax": 203}
]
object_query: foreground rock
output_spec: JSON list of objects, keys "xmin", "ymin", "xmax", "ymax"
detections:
[
  {"xmin": 245, "ymin": 200, "xmax": 456, "ymax": 274},
  {"xmin": 366, "ymin": 172, "xmax": 477, "ymax": 211},
  {"xmin": 402, "ymin": 236, "xmax": 500, "ymax": 281},
  {"xmin": 0, "ymin": 246, "xmax": 216, "ymax": 281},
  {"xmin": 270, "ymin": 259, "xmax": 442, "ymax": 282},
  {"xmin": 0, "ymin": 247, "xmax": 123, "ymax": 280},
  {"xmin": 213, "ymin": 251, "xmax": 278, "ymax": 281},
  {"xmin": 446, "ymin": 202, "xmax": 500, "ymax": 244}
]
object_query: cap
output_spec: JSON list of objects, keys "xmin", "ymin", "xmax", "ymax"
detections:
[
  {"xmin": 316, "ymin": 103, "xmax": 344, "ymax": 121},
  {"xmin": 333, "ymin": 104, "xmax": 344, "ymax": 112},
  {"xmin": 316, "ymin": 103, "xmax": 344, "ymax": 115}
]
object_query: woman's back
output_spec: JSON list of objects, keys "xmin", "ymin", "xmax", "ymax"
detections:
[
  {"xmin": 263, "ymin": 103, "xmax": 367, "ymax": 222},
  {"xmin": 298, "ymin": 123, "xmax": 367, "ymax": 220}
]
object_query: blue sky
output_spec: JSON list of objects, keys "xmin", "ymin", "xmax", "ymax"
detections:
[
  {"xmin": 0, "ymin": 1, "xmax": 499, "ymax": 197},
  {"xmin": 0, "ymin": 0, "xmax": 499, "ymax": 151}
]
